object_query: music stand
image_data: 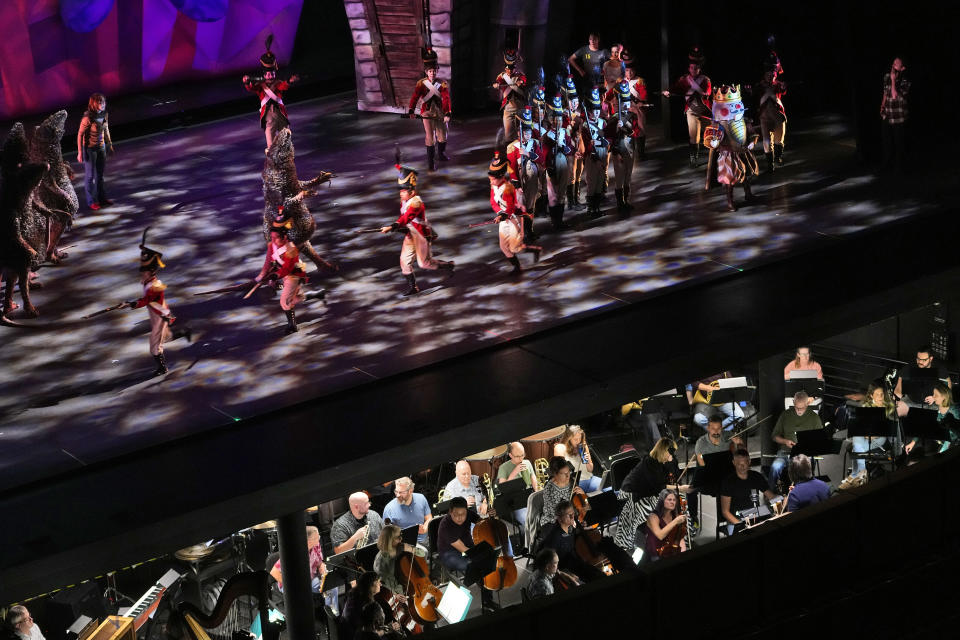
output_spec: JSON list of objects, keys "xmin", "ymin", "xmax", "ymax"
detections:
[
  {"xmin": 693, "ymin": 450, "xmax": 734, "ymax": 497},
  {"xmin": 640, "ymin": 391, "xmax": 691, "ymax": 442},
  {"xmin": 354, "ymin": 542, "xmax": 379, "ymax": 571},
  {"xmin": 846, "ymin": 406, "xmax": 897, "ymax": 473},
  {"xmin": 901, "ymin": 406, "xmax": 946, "ymax": 451},
  {"xmin": 785, "ymin": 370, "xmax": 824, "ymax": 397},
  {"xmin": 583, "ymin": 490, "xmax": 625, "ymax": 530},
  {"xmin": 400, "ymin": 525, "xmax": 420, "ymax": 546},
  {"xmin": 902, "ymin": 367, "xmax": 940, "ymax": 404},
  {"xmin": 463, "ymin": 541, "xmax": 498, "ymax": 588},
  {"xmin": 493, "ymin": 480, "xmax": 531, "ymax": 520},
  {"xmin": 325, "ymin": 548, "xmax": 364, "ymax": 587},
  {"xmin": 793, "ymin": 429, "xmax": 841, "ymax": 481},
  {"xmin": 709, "ymin": 385, "xmax": 757, "ymax": 444}
]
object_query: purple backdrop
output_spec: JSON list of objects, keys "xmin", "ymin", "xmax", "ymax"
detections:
[{"xmin": 0, "ymin": 0, "xmax": 303, "ymax": 119}]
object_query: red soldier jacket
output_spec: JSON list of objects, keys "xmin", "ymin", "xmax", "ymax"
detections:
[
  {"xmin": 394, "ymin": 195, "xmax": 431, "ymax": 237},
  {"xmin": 670, "ymin": 73, "xmax": 712, "ymax": 116},
  {"xmin": 490, "ymin": 182, "xmax": 518, "ymax": 217},
  {"xmin": 261, "ymin": 240, "xmax": 307, "ymax": 281},
  {"xmin": 409, "ymin": 78, "xmax": 451, "ymax": 117},
  {"xmin": 507, "ymin": 136, "xmax": 546, "ymax": 174},
  {"xmin": 494, "ymin": 69, "xmax": 528, "ymax": 109},
  {"xmin": 244, "ymin": 80, "xmax": 292, "ymax": 123},
  {"xmin": 134, "ymin": 276, "xmax": 171, "ymax": 319}
]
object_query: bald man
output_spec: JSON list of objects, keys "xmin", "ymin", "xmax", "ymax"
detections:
[
  {"xmin": 496, "ymin": 442, "xmax": 538, "ymax": 525},
  {"xmin": 443, "ymin": 460, "xmax": 489, "ymax": 516},
  {"xmin": 331, "ymin": 492, "xmax": 385, "ymax": 554}
]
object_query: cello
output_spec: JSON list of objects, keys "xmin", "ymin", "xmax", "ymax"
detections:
[
  {"xmin": 376, "ymin": 585, "xmax": 422, "ymax": 635},
  {"xmin": 472, "ymin": 474, "xmax": 518, "ymax": 591},
  {"xmin": 395, "ymin": 549, "xmax": 444, "ymax": 625}
]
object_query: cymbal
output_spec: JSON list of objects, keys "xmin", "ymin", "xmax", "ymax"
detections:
[
  {"xmin": 252, "ymin": 520, "xmax": 278, "ymax": 530},
  {"xmin": 175, "ymin": 544, "xmax": 215, "ymax": 561}
]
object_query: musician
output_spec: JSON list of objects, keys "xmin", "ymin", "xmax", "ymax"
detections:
[
  {"xmin": 382, "ymin": 477, "xmax": 432, "ymax": 544},
  {"xmin": 436, "ymin": 497, "xmax": 499, "ymax": 612},
  {"xmin": 539, "ymin": 500, "xmax": 633, "ymax": 582},
  {"xmin": 539, "ymin": 457, "xmax": 586, "ymax": 527},
  {"xmin": 554, "ymin": 425, "xmax": 602, "ymax": 493},
  {"xmin": 373, "ymin": 524, "xmax": 421, "ymax": 595},
  {"xmin": 894, "ymin": 345, "xmax": 952, "ymax": 407},
  {"xmin": 784, "ymin": 454, "xmax": 830, "ymax": 512},
  {"xmin": 497, "ymin": 442, "xmax": 539, "ymax": 526},
  {"xmin": 527, "ymin": 549, "xmax": 559, "ymax": 599},
  {"xmin": 783, "ymin": 346, "xmax": 824, "ymax": 381},
  {"xmin": 843, "ymin": 381, "xmax": 895, "ymax": 483},
  {"xmin": 614, "ymin": 438, "xmax": 688, "ymax": 551},
  {"xmin": 691, "ymin": 415, "xmax": 744, "ymax": 533},
  {"xmin": 687, "ymin": 371, "xmax": 744, "ymax": 430},
  {"xmin": 903, "ymin": 382, "xmax": 960, "ymax": 456},
  {"xmin": 720, "ymin": 448, "xmax": 777, "ymax": 535},
  {"xmin": 695, "ymin": 415, "xmax": 744, "ymax": 465},
  {"xmin": 340, "ymin": 572, "xmax": 400, "ymax": 640},
  {"xmin": 331, "ymin": 492, "xmax": 385, "ymax": 554},
  {"xmin": 769, "ymin": 391, "xmax": 823, "ymax": 489},
  {"xmin": 644, "ymin": 489, "xmax": 688, "ymax": 560},
  {"xmin": 7, "ymin": 606, "xmax": 44, "ymax": 640},
  {"xmin": 442, "ymin": 460, "xmax": 488, "ymax": 516},
  {"xmin": 355, "ymin": 601, "xmax": 401, "ymax": 640},
  {"xmin": 268, "ymin": 525, "xmax": 338, "ymax": 612}
]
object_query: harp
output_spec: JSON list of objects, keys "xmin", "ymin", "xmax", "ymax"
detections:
[{"xmin": 175, "ymin": 571, "xmax": 279, "ymax": 640}]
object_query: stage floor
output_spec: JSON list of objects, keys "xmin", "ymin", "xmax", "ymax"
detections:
[{"xmin": 0, "ymin": 92, "xmax": 953, "ymax": 492}]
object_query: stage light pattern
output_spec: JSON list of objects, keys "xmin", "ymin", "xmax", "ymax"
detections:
[{"xmin": 0, "ymin": 102, "xmax": 952, "ymax": 492}]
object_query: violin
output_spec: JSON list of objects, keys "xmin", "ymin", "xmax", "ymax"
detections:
[
  {"xmin": 376, "ymin": 586, "xmax": 422, "ymax": 635},
  {"xmin": 395, "ymin": 550, "xmax": 443, "ymax": 624},
  {"xmin": 552, "ymin": 571, "xmax": 579, "ymax": 591},
  {"xmin": 472, "ymin": 474, "xmax": 518, "ymax": 591},
  {"xmin": 574, "ymin": 528, "xmax": 615, "ymax": 576},
  {"xmin": 569, "ymin": 469, "xmax": 593, "ymax": 528}
]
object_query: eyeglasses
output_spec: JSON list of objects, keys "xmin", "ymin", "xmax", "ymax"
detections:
[
  {"xmin": 917, "ymin": 355, "xmax": 932, "ymax": 363},
  {"xmin": 17, "ymin": 617, "xmax": 33, "ymax": 625}
]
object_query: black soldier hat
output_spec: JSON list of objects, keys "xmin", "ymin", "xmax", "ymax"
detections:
[
  {"xmin": 763, "ymin": 50, "xmax": 782, "ymax": 73},
  {"xmin": 688, "ymin": 46, "xmax": 705, "ymax": 66},
  {"xmin": 503, "ymin": 48, "xmax": 519, "ymax": 67},
  {"xmin": 621, "ymin": 48, "xmax": 634, "ymax": 66},
  {"xmin": 422, "ymin": 47, "xmax": 439, "ymax": 70},
  {"xmin": 138, "ymin": 227, "xmax": 165, "ymax": 271},
  {"xmin": 396, "ymin": 164, "xmax": 418, "ymax": 191},
  {"xmin": 270, "ymin": 206, "xmax": 293, "ymax": 236},
  {"xmin": 260, "ymin": 34, "xmax": 278, "ymax": 70},
  {"xmin": 487, "ymin": 151, "xmax": 509, "ymax": 178}
]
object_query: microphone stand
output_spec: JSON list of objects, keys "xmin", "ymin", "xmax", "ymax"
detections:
[{"xmin": 883, "ymin": 367, "xmax": 903, "ymax": 468}]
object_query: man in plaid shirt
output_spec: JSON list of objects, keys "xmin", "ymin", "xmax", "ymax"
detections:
[{"xmin": 880, "ymin": 57, "xmax": 910, "ymax": 173}]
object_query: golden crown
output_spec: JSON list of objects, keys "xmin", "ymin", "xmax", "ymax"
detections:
[{"xmin": 712, "ymin": 84, "xmax": 742, "ymax": 103}]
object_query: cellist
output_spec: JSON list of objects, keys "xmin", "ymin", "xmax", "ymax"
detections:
[
  {"xmin": 437, "ymin": 497, "xmax": 500, "ymax": 613},
  {"xmin": 643, "ymin": 489, "xmax": 688, "ymax": 561},
  {"xmin": 538, "ymin": 500, "xmax": 634, "ymax": 582}
]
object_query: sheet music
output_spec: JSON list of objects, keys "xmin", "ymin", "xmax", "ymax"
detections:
[{"xmin": 717, "ymin": 377, "xmax": 748, "ymax": 389}]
